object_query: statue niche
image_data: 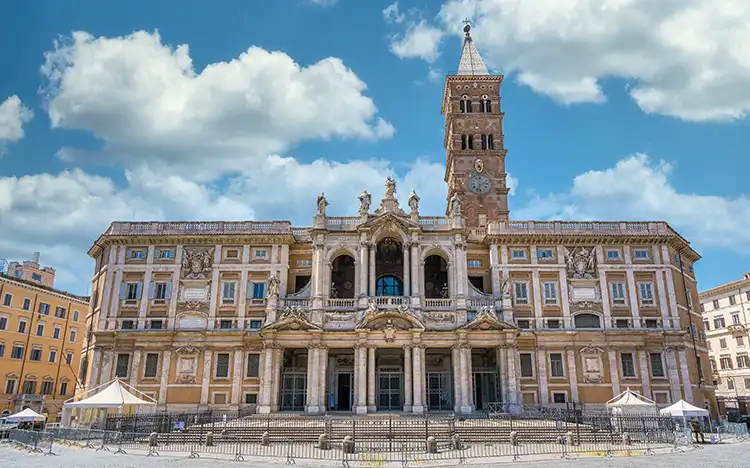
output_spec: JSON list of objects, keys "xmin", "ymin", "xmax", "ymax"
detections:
[
  {"xmin": 330, "ymin": 254, "xmax": 355, "ymax": 298},
  {"xmin": 424, "ymin": 255, "xmax": 449, "ymax": 298},
  {"xmin": 375, "ymin": 237, "xmax": 404, "ymax": 296}
]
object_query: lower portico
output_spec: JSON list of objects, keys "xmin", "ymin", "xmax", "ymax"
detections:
[{"xmin": 257, "ymin": 306, "xmax": 517, "ymax": 414}]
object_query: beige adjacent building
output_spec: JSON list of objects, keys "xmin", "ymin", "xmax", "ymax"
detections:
[
  {"xmin": 700, "ymin": 274, "xmax": 750, "ymax": 417},
  {"xmin": 0, "ymin": 255, "xmax": 89, "ymax": 420},
  {"xmin": 81, "ymin": 26, "xmax": 715, "ymax": 416}
]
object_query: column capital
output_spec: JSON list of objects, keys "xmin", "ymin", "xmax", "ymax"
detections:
[{"xmin": 402, "ymin": 344, "xmax": 413, "ymax": 351}]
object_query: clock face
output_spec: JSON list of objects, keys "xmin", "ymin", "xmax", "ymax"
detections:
[{"xmin": 469, "ymin": 175, "xmax": 492, "ymax": 194}]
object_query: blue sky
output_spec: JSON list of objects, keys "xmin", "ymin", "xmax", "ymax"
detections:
[{"xmin": 0, "ymin": 0, "xmax": 748, "ymax": 295}]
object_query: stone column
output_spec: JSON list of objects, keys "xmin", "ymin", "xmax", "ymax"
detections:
[
  {"xmin": 271, "ymin": 347, "xmax": 283, "ymax": 411},
  {"xmin": 356, "ymin": 344, "xmax": 368, "ymax": 414},
  {"xmin": 626, "ymin": 270, "xmax": 641, "ymax": 327},
  {"xmin": 403, "ymin": 345, "xmax": 413, "ymax": 412},
  {"xmin": 537, "ymin": 350, "xmax": 549, "ymax": 404},
  {"xmin": 258, "ymin": 345, "xmax": 274, "ymax": 413},
  {"xmin": 279, "ymin": 245, "xmax": 290, "ymax": 297},
  {"xmin": 506, "ymin": 346, "xmax": 520, "ymax": 405},
  {"xmin": 559, "ymin": 271, "xmax": 571, "ymax": 326},
  {"xmin": 655, "ymin": 271, "xmax": 671, "ymax": 328},
  {"xmin": 665, "ymin": 347, "xmax": 682, "ymax": 404},
  {"xmin": 137, "ymin": 266, "xmax": 153, "ymax": 328},
  {"xmin": 353, "ymin": 346, "xmax": 359, "ymax": 408},
  {"xmin": 104, "ymin": 268, "xmax": 123, "ymax": 331},
  {"xmin": 369, "ymin": 248, "xmax": 376, "ymax": 297},
  {"xmin": 367, "ymin": 346, "xmax": 376, "ymax": 411},
  {"xmin": 101, "ymin": 348, "xmax": 115, "ymax": 382},
  {"xmin": 638, "ymin": 349, "xmax": 651, "ymax": 398},
  {"xmin": 200, "ymin": 349, "xmax": 212, "ymax": 406},
  {"xmin": 167, "ymin": 263, "xmax": 181, "ymax": 329},
  {"xmin": 87, "ymin": 348, "xmax": 103, "ymax": 388},
  {"xmin": 496, "ymin": 347, "xmax": 508, "ymax": 404},
  {"xmin": 489, "ymin": 245, "xmax": 501, "ymax": 296},
  {"xmin": 410, "ymin": 244, "xmax": 420, "ymax": 296},
  {"xmin": 451, "ymin": 346, "xmax": 462, "ymax": 412},
  {"xmin": 318, "ymin": 346, "xmax": 329, "ymax": 410},
  {"xmin": 207, "ymin": 267, "xmax": 220, "ymax": 330},
  {"xmin": 412, "ymin": 344, "xmax": 425, "ymax": 413},
  {"xmin": 607, "ymin": 348, "xmax": 621, "ymax": 397},
  {"xmin": 231, "ymin": 349, "xmax": 243, "ymax": 406},
  {"xmin": 455, "ymin": 241, "xmax": 467, "ymax": 297},
  {"xmin": 678, "ymin": 348, "xmax": 694, "ymax": 403},
  {"xmin": 307, "ymin": 345, "xmax": 320, "ymax": 413},
  {"xmin": 129, "ymin": 349, "xmax": 142, "ymax": 387},
  {"xmin": 600, "ymin": 270, "xmax": 612, "ymax": 328},
  {"xmin": 237, "ymin": 270, "xmax": 248, "ymax": 329},
  {"xmin": 566, "ymin": 349, "xmax": 579, "ymax": 403},
  {"xmin": 158, "ymin": 350, "xmax": 171, "ymax": 407},
  {"xmin": 459, "ymin": 345, "xmax": 474, "ymax": 413},
  {"xmin": 359, "ymin": 242, "xmax": 369, "ymax": 296},
  {"xmin": 403, "ymin": 244, "xmax": 411, "ymax": 296}
]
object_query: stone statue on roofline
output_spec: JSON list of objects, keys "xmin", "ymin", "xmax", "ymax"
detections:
[
  {"xmin": 408, "ymin": 189, "xmax": 420, "ymax": 214},
  {"xmin": 316, "ymin": 192, "xmax": 328, "ymax": 217},
  {"xmin": 267, "ymin": 273, "xmax": 280, "ymax": 299},
  {"xmin": 358, "ymin": 189, "xmax": 371, "ymax": 216},
  {"xmin": 449, "ymin": 192, "xmax": 462, "ymax": 217},
  {"xmin": 384, "ymin": 176, "xmax": 397, "ymax": 199}
]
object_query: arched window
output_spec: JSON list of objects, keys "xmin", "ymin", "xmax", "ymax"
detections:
[
  {"xmin": 481, "ymin": 135, "xmax": 487, "ymax": 150},
  {"xmin": 460, "ymin": 99, "xmax": 472, "ymax": 113},
  {"xmin": 485, "ymin": 100, "xmax": 492, "ymax": 112},
  {"xmin": 488, "ymin": 134, "xmax": 494, "ymax": 150},
  {"xmin": 574, "ymin": 313, "xmax": 602, "ymax": 329},
  {"xmin": 376, "ymin": 275, "xmax": 403, "ymax": 296},
  {"xmin": 461, "ymin": 135, "xmax": 473, "ymax": 150},
  {"xmin": 459, "ymin": 100, "xmax": 466, "ymax": 113}
]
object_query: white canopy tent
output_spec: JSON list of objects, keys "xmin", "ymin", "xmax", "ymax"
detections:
[
  {"xmin": 61, "ymin": 379, "xmax": 156, "ymax": 428},
  {"xmin": 606, "ymin": 389, "xmax": 658, "ymax": 415},
  {"xmin": 660, "ymin": 399, "xmax": 710, "ymax": 430},
  {"xmin": 6, "ymin": 408, "xmax": 47, "ymax": 422}
]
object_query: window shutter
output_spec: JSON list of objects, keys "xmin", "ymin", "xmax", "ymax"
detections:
[
  {"xmin": 119, "ymin": 283, "xmax": 127, "ymax": 299},
  {"xmin": 165, "ymin": 281, "xmax": 172, "ymax": 299},
  {"xmin": 136, "ymin": 282, "xmax": 143, "ymax": 299},
  {"xmin": 246, "ymin": 282, "xmax": 253, "ymax": 298},
  {"xmin": 148, "ymin": 281, "xmax": 156, "ymax": 299}
]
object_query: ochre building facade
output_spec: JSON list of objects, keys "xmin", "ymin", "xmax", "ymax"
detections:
[
  {"xmin": 81, "ymin": 27, "xmax": 715, "ymax": 416},
  {"xmin": 0, "ymin": 258, "xmax": 89, "ymax": 420}
]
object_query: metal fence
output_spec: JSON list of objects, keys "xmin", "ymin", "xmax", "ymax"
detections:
[{"xmin": 4, "ymin": 413, "xmax": 711, "ymax": 463}]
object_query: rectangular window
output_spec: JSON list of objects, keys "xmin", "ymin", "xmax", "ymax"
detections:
[
  {"xmin": 0, "ymin": 316, "xmax": 6, "ymax": 330},
  {"xmin": 215, "ymin": 353, "xmax": 230, "ymax": 378},
  {"xmin": 66, "ymin": 352, "xmax": 73, "ymax": 364},
  {"xmin": 653, "ymin": 392, "xmax": 670, "ymax": 405},
  {"xmin": 22, "ymin": 380, "xmax": 36, "ymax": 394},
  {"xmin": 154, "ymin": 282, "xmax": 169, "ymax": 300},
  {"xmin": 11, "ymin": 345, "xmax": 24, "ymax": 359},
  {"xmin": 552, "ymin": 392, "xmax": 567, "ymax": 404},
  {"xmin": 115, "ymin": 353, "xmax": 130, "ymax": 378},
  {"xmin": 738, "ymin": 355, "xmax": 750, "ymax": 368},
  {"xmin": 36, "ymin": 323, "xmax": 44, "ymax": 336},
  {"xmin": 121, "ymin": 320, "xmax": 134, "ymax": 330},
  {"xmin": 248, "ymin": 319, "xmax": 263, "ymax": 329},
  {"xmin": 621, "ymin": 353, "xmax": 636, "ymax": 378},
  {"xmin": 60, "ymin": 381, "xmax": 68, "ymax": 396},
  {"xmin": 213, "ymin": 393, "xmax": 227, "ymax": 404},
  {"xmin": 649, "ymin": 353, "xmax": 665, "ymax": 377},
  {"xmin": 31, "ymin": 273, "xmax": 42, "ymax": 281},
  {"xmin": 638, "ymin": 282, "xmax": 654, "ymax": 306},
  {"xmin": 53, "ymin": 326, "xmax": 60, "ymax": 339},
  {"xmin": 720, "ymin": 357, "xmax": 733, "ymax": 370},
  {"xmin": 245, "ymin": 393, "xmax": 258, "ymax": 404},
  {"xmin": 144, "ymin": 353, "xmax": 159, "ymax": 378},
  {"xmin": 125, "ymin": 283, "xmax": 140, "ymax": 300},
  {"xmin": 224, "ymin": 248, "xmax": 239, "ymax": 259},
  {"xmin": 30, "ymin": 348, "xmax": 42, "ymax": 361},
  {"xmin": 246, "ymin": 353, "xmax": 260, "ymax": 378},
  {"xmin": 73, "ymin": 310, "xmax": 80, "ymax": 321},
  {"xmin": 128, "ymin": 248, "xmax": 145, "ymax": 259},
  {"xmin": 252, "ymin": 282, "xmax": 266, "ymax": 299},
  {"xmin": 644, "ymin": 318, "xmax": 659, "ymax": 328},
  {"xmin": 0, "ymin": 344, "xmax": 4, "ymax": 357},
  {"xmin": 18, "ymin": 319, "xmax": 27, "ymax": 334},
  {"xmin": 519, "ymin": 353, "xmax": 534, "ymax": 377},
  {"xmin": 703, "ymin": 320, "xmax": 710, "ymax": 331},
  {"xmin": 69, "ymin": 329, "xmax": 77, "ymax": 341},
  {"xmin": 219, "ymin": 319, "xmax": 233, "ymax": 329},
  {"xmin": 511, "ymin": 249, "xmax": 526, "ymax": 260},
  {"xmin": 5, "ymin": 379, "xmax": 16, "ymax": 394},
  {"xmin": 537, "ymin": 248, "xmax": 554, "ymax": 259},
  {"xmin": 157, "ymin": 248, "xmax": 173, "ymax": 259},
  {"xmin": 253, "ymin": 249, "xmax": 267, "ymax": 259},
  {"xmin": 543, "ymin": 282, "xmax": 558, "ymax": 305},
  {"xmin": 745, "ymin": 378, "xmax": 750, "ymax": 388},
  {"xmin": 49, "ymin": 350, "xmax": 57, "ymax": 363},
  {"xmin": 728, "ymin": 379, "xmax": 735, "ymax": 390},
  {"xmin": 729, "ymin": 295, "xmax": 736, "ymax": 305},
  {"xmin": 296, "ymin": 259, "xmax": 312, "ymax": 267},
  {"xmin": 55, "ymin": 306, "xmax": 66, "ymax": 318},
  {"xmin": 606, "ymin": 249, "xmax": 621, "ymax": 260},
  {"xmin": 148, "ymin": 320, "xmax": 163, "ymax": 329},
  {"xmin": 720, "ymin": 338, "xmax": 727, "ymax": 348},
  {"xmin": 2, "ymin": 293, "xmax": 11, "ymax": 306},
  {"xmin": 38, "ymin": 302, "xmax": 50, "ymax": 315},
  {"xmin": 713, "ymin": 299, "xmax": 720, "ymax": 309},
  {"xmin": 222, "ymin": 281, "xmax": 237, "ymax": 302},
  {"xmin": 633, "ymin": 249, "xmax": 650, "ymax": 260},
  {"xmin": 610, "ymin": 282, "xmax": 627, "ymax": 305},
  {"xmin": 732, "ymin": 314, "xmax": 741, "ymax": 325},
  {"xmin": 22, "ymin": 298, "xmax": 30, "ymax": 310},
  {"xmin": 714, "ymin": 317, "xmax": 726, "ymax": 329},
  {"xmin": 41, "ymin": 381, "xmax": 53, "ymax": 395},
  {"xmin": 546, "ymin": 319, "xmax": 561, "ymax": 329},
  {"xmin": 514, "ymin": 282, "xmax": 529, "ymax": 305},
  {"xmin": 549, "ymin": 353, "xmax": 565, "ymax": 377},
  {"xmin": 467, "ymin": 260, "xmax": 482, "ymax": 268},
  {"xmin": 737, "ymin": 336, "xmax": 745, "ymax": 347}
]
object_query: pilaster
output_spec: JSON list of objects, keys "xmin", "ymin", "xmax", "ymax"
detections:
[
  {"xmin": 566, "ymin": 349, "xmax": 579, "ymax": 403},
  {"xmin": 318, "ymin": 346, "xmax": 329, "ymax": 409},
  {"xmin": 258, "ymin": 344, "xmax": 274, "ymax": 413},
  {"xmin": 207, "ymin": 247, "xmax": 221, "ymax": 329},
  {"xmin": 531, "ymin": 270, "xmax": 543, "ymax": 322},
  {"xmin": 678, "ymin": 348, "xmax": 694, "ymax": 403},
  {"xmin": 237, "ymin": 270, "xmax": 249, "ymax": 329},
  {"xmin": 507, "ymin": 346, "xmax": 520, "ymax": 405},
  {"xmin": 231, "ymin": 349, "xmax": 243, "ymax": 406},
  {"xmin": 403, "ymin": 345, "xmax": 413, "ymax": 412},
  {"xmin": 655, "ymin": 271, "xmax": 671, "ymax": 327},
  {"xmin": 271, "ymin": 347, "xmax": 283, "ymax": 411},
  {"xmin": 459, "ymin": 344, "xmax": 473, "ymax": 413},
  {"xmin": 559, "ymin": 270, "xmax": 571, "ymax": 324},
  {"xmin": 367, "ymin": 345, "xmax": 376, "ymax": 412},
  {"xmin": 403, "ymin": 244, "xmax": 411, "ymax": 297},
  {"xmin": 158, "ymin": 350, "xmax": 171, "ymax": 406},
  {"xmin": 369, "ymin": 248, "xmax": 376, "ymax": 298},
  {"xmin": 607, "ymin": 349, "xmax": 621, "ymax": 397},
  {"xmin": 306, "ymin": 344, "xmax": 320, "ymax": 413},
  {"xmin": 626, "ymin": 270, "xmax": 640, "ymax": 327},
  {"xmin": 537, "ymin": 350, "xmax": 549, "ymax": 404},
  {"xmin": 129, "ymin": 349, "xmax": 142, "ymax": 387},
  {"xmin": 600, "ymin": 269, "xmax": 612, "ymax": 327},
  {"xmin": 410, "ymin": 243, "xmax": 420, "ymax": 297},
  {"xmin": 665, "ymin": 347, "xmax": 682, "ymax": 404},
  {"xmin": 359, "ymin": 240, "xmax": 369, "ymax": 296},
  {"xmin": 200, "ymin": 349, "xmax": 213, "ymax": 406},
  {"xmin": 638, "ymin": 349, "xmax": 651, "ymax": 398},
  {"xmin": 107, "ymin": 269, "xmax": 123, "ymax": 330},
  {"xmin": 412, "ymin": 343, "xmax": 425, "ymax": 413},
  {"xmin": 451, "ymin": 345, "xmax": 462, "ymax": 412},
  {"xmin": 489, "ymin": 245, "xmax": 501, "ymax": 296}
]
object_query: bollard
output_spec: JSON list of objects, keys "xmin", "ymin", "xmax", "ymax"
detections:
[
  {"xmin": 343, "ymin": 435, "xmax": 355, "ymax": 454},
  {"xmin": 452, "ymin": 434, "xmax": 463, "ymax": 450},
  {"xmin": 622, "ymin": 432, "xmax": 631, "ymax": 446},
  {"xmin": 149, "ymin": 432, "xmax": 158, "ymax": 447},
  {"xmin": 510, "ymin": 431, "xmax": 519, "ymax": 446},
  {"xmin": 206, "ymin": 432, "xmax": 214, "ymax": 447},
  {"xmin": 566, "ymin": 431, "xmax": 574, "ymax": 447},
  {"xmin": 426, "ymin": 436, "xmax": 437, "ymax": 454},
  {"xmin": 261, "ymin": 431, "xmax": 271, "ymax": 446},
  {"xmin": 318, "ymin": 433, "xmax": 329, "ymax": 450}
]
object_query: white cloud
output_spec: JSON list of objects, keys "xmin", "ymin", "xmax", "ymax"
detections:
[
  {"xmin": 0, "ymin": 95, "xmax": 33, "ymax": 154},
  {"xmin": 309, "ymin": 0, "xmax": 339, "ymax": 5},
  {"xmin": 40, "ymin": 30, "xmax": 394, "ymax": 179},
  {"xmin": 391, "ymin": 0, "xmax": 750, "ymax": 121},
  {"xmin": 383, "ymin": 3, "xmax": 444, "ymax": 62},
  {"xmin": 515, "ymin": 153, "xmax": 750, "ymax": 252}
]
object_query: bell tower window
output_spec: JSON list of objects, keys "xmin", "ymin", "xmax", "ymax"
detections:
[
  {"xmin": 461, "ymin": 135, "xmax": 474, "ymax": 150},
  {"xmin": 459, "ymin": 99, "xmax": 472, "ymax": 113},
  {"xmin": 479, "ymin": 100, "xmax": 492, "ymax": 112},
  {"xmin": 488, "ymin": 134, "xmax": 494, "ymax": 149}
]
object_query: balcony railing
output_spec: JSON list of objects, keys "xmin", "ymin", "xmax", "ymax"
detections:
[
  {"xmin": 486, "ymin": 221, "xmax": 671, "ymax": 237},
  {"xmin": 325, "ymin": 298, "xmax": 357, "ymax": 310},
  {"xmin": 107, "ymin": 221, "xmax": 292, "ymax": 236},
  {"xmin": 423, "ymin": 298, "xmax": 455, "ymax": 310},
  {"xmin": 281, "ymin": 298, "xmax": 312, "ymax": 309},
  {"xmin": 372, "ymin": 296, "xmax": 409, "ymax": 307},
  {"xmin": 511, "ymin": 316, "xmax": 680, "ymax": 331}
]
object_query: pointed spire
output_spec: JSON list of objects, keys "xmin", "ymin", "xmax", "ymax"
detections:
[{"xmin": 457, "ymin": 23, "xmax": 489, "ymax": 76}]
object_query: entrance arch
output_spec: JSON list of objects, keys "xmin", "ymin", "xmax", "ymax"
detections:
[
  {"xmin": 375, "ymin": 237, "xmax": 404, "ymax": 296},
  {"xmin": 330, "ymin": 254, "xmax": 355, "ymax": 298}
]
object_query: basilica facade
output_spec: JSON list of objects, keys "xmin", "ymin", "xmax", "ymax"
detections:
[{"xmin": 80, "ymin": 27, "xmax": 715, "ymax": 416}]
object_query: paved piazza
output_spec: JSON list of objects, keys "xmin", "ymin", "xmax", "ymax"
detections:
[{"xmin": 2, "ymin": 442, "xmax": 748, "ymax": 468}]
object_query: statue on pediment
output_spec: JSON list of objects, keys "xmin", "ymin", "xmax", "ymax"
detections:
[
  {"xmin": 384, "ymin": 176, "xmax": 397, "ymax": 199},
  {"xmin": 408, "ymin": 189, "xmax": 420, "ymax": 214},
  {"xmin": 181, "ymin": 247, "xmax": 214, "ymax": 280},
  {"xmin": 358, "ymin": 189, "xmax": 372, "ymax": 215},
  {"xmin": 316, "ymin": 192, "xmax": 328, "ymax": 217}
]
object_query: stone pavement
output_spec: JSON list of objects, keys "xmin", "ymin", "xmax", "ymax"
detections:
[{"xmin": 1, "ymin": 441, "xmax": 748, "ymax": 468}]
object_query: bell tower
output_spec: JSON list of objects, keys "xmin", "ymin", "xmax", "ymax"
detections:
[{"xmin": 442, "ymin": 24, "xmax": 510, "ymax": 227}]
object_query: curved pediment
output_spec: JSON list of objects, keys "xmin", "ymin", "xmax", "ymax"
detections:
[
  {"xmin": 461, "ymin": 309, "xmax": 515, "ymax": 332},
  {"xmin": 361, "ymin": 212, "xmax": 418, "ymax": 241},
  {"xmin": 356, "ymin": 309, "xmax": 425, "ymax": 331},
  {"xmin": 263, "ymin": 307, "xmax": 322, "ymax": 332}
]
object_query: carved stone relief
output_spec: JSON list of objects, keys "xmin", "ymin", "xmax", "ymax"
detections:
[
  {"xmin": 181, "ymin": 247, "xmax": 215, "ymax": 280},
  {"xmin": 565, "ymin": 247, "xmax": 597, "ymax": 279}
]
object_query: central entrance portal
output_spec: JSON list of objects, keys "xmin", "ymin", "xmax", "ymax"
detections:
[
  {"xmin": 378, "ymin": 366, "xmax": 403, "ymax": 410},
  {"xmin": 334, "ymin": 373, "xmax": 353, "ymax": 411}
]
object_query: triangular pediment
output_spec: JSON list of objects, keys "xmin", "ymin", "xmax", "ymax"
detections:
[
  {"xmin": 461, "ymin": 311, "xmax": 515, "ymax": 331},
  {"xmin": 356, "ymin": 309, "xmax": 425, "ymax": 331},
  {"xmin": 360, "ymin": 211, "xmax": 418, "ymax": 231}
]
